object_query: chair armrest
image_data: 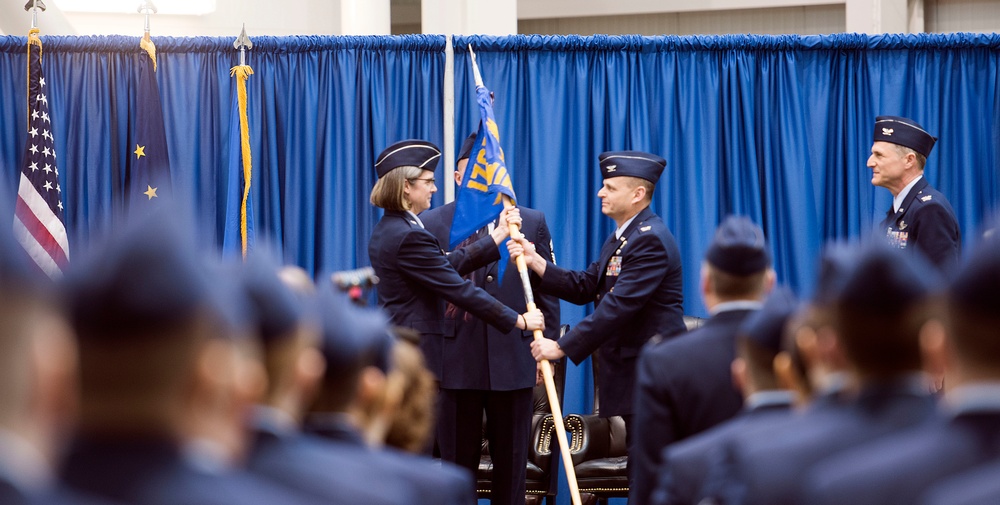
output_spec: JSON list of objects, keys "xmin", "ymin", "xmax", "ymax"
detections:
[{"xmin": 565, "ymin": 413, "xmax": 613, "ymax": 466}]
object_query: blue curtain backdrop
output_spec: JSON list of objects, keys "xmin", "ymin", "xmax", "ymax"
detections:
[
  {"xmin": 3, "ymin": 32, "xmax": 1000, "ymax": 505},
  {"xmin": 452, "ymin": 33, "xmax": 1000, "ymax": 504},
  {"xmin": 0, "ymin": 34, "xmax": 445, "ymax": 274}
]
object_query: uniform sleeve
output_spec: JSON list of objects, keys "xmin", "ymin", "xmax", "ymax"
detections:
[
  {"xmin": 630, "ymin": 348, "xmax": 680, "ymax": 505},
  {"xmin": 532, "ymin": 214, "xmax": 562, "ymax": 341},
  {"xmin": 558, "ymin": 234, "xmax": 671, "ymax": 362},
  {"xmin": 447, "ymin": 235, "xmax": 501, "ymax": 276},
  {"xmin": 539, "ymin": 260, "xmax": 603, "ymax": 306},
  {"xmin": 397, "ymin": 229, "xmax": 518, "ymax": 333},
  {"xmin": 912, "ymin": 203, "xmax": 961, "ymax": 273}
]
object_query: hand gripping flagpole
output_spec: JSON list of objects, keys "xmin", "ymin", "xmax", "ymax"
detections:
[{"xmin": 469, "ymin": 45, "xmax": 583, "ymax": 505}]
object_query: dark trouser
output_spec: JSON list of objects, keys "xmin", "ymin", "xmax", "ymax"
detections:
[{"xmin": 438, "ymin": 387, "xmax": 534, "ymax": 505}]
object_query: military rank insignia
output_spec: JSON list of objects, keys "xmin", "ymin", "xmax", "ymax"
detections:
[
  {"xmin": 606, "ymin": 255, "xmax": 623, "ymax": 276},
  {"xmin": 886, "ymin": 228, "xmax": 909, "ymax": 250}
]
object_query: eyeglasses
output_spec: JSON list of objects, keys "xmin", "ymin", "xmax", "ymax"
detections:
[{"xmin": 408, "ymin": 177, "xmax": 436, "ymax": 185}]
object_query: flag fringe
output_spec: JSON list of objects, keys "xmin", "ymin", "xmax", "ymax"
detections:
[
  {"xmin": 230, "ymin": 65, "xmax": 254, "ymax": 258},
  {"xmin": 140, "ymin": 34, "xmax": 157, "ymax": 71}
]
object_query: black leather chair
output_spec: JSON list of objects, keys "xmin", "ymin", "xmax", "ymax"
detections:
[{"xmin": 477, "ymin": 326, "xmax": 568, "ymax": 505}]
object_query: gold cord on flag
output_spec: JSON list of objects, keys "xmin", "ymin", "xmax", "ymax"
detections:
[
  {"xmin": 140, "ymin": 33, "xmax": 157, "ymax": 71},
  {"xmin": 230, "ymin": 64, "xmax": 254, "ymax": 258}
]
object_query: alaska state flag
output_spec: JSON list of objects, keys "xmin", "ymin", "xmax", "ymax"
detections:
[{"xmin": 127, "ymin": 36, "xmax": 171, "ymax": 212}]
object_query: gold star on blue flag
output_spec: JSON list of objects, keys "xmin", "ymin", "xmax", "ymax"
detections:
[{"xmin": 127, "ymin": 35, "xmax": 171, "ymax": 212}]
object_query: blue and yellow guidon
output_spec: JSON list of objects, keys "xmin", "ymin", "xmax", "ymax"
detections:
[
  {"xmin": 466, "ymin": 118, "xmax": 514, "ymax": 204},
  {"xmin": 450, "ymin": 85, "xmax": 517, "ymax": 250}
]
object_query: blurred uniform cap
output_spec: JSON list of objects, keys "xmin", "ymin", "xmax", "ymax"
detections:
[
  {"xmin": 740, "ymin": 286, "xmax": 798, "ymax": 352},
  {"xmin": 705, "ymin": 216, "xmax": 771, "ymax": 276}
]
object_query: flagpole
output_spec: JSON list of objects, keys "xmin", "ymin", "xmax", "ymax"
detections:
[
  {"xmin": 472, "ymin": 43, "xmax": 582, "ymax": 505},
  {"xmin": 503, "ymin": 196, "xmax": 583, "ymax": 505}
]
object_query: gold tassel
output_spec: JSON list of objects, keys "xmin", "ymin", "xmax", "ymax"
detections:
[
  {"xmin": 140, "ymin": 33, "xmax": 157, "ymax": 71},
  {"xmin": 230, "ymin": 65, "xmax": 254, "ymax": 258}
]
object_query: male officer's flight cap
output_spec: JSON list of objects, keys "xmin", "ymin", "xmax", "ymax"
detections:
[
  {"xmin": 740, "ymin": 286, "xmax": 798, "ymax": 352},
  {"xmin": 833, "ymin": 244, "xmax": 938, "ymax": 317},
  {"xmin": 598, "ymin": 151, "xmax": 667, "ymax": 185},
  {"xmin": 705, "ymin": 216, "xmax": 772, "ymax": 276},
  {"xmin": 240, "ymin": 252, "xmax": 304, "ymax": 344},
  {"xmin": 375, "ymin": 140, "xmax": 441, "ymax": 178},
  {"xmin": 457, "ymin": 132, "xmax": 478, "ymax": 162},
  {"xmin": 872, "ymin": 116, "xmax": 937, "ymax": 157},
  {"xmin": 811, "ymin": 243, "xmax": 857, "ymax": 307},
  {"xmin": 68, "ymin": 209, "xmax": 216, "ymax": 341},
  {"xmin": 316, "ymin": 285, "xmax": 394, "ymax": 374},
  {"xmin": 949, "ymin": 232, "xmax": 1000, "ymax": 319}
]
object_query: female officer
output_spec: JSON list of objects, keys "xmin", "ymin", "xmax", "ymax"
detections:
[{"xmin": 367, "ymin": 139, "xmax": 544, "ymax": 379}]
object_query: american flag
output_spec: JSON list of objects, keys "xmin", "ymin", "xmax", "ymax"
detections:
[{"xmin": 13, "ymin": 31, "xmax": 69, "ymax": 278}]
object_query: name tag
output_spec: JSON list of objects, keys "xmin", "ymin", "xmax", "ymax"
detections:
[
  {"xmin": 886, "ymin": 228, "xmax": 908, "ymax": 250},
  {"xmin": 606, "ymin": 256, "xmax": 623, "ymax": 276}
]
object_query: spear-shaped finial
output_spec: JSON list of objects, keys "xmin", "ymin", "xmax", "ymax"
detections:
[
  {"xmin": 137, "ymin": 0, "xmax": 158, "ymax": 36},
  {"xmin": 24, "ymin": 0, "xmax": 47, "ymax": 30},
  {"xmin": 234, "ymin": 24, "xmax": 253, "ymax": 67}
]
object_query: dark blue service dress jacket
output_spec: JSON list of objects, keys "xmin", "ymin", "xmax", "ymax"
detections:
[
  {"xmin": 630, "ymin": 307, "xmax": 755, "ymax": 505},
  {"xmin": 704, "ymin": 376, "xmax": 937, "ymax": 505},
  {"xmin": 804, "ymin": 386, "xmax": 1000, "ymax": 505},
  {"xmin": 650, "ymin": 392, "xmax": 794, "ymax": 505},
  {"xmin": 421, "ymin": 202, "xmax": 560, "ymax": 390},
  {"xmin": 879, "ymin": 177, "xmax": 961, "ymax": 273},
  {"xmin": 305, "ymin": 414, "xmax": 476, "ymax": 505},
  {"xmin": 246, "ymin": 407, "xmax": 411, "ymax": 505},
  {"xmin": 368, "ymin": 209, "xmax": 519, "ymax": 378},
  {"xmin": 920, "ymin": 460, "xmax": 1000, "ymax": 505},
  {"xmin": 61, "ymin": 435, "xmax": 323, "ymax": 505},
  {"xmin": 539, "ymin": 206, "xmax": 685, "ymax": 417}
]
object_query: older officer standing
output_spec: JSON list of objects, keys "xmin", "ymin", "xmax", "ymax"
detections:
[
  {"xmin": 512, "ymin": 151, "xmax": 685, "ymax": 433},
  {"xmin": 421, "ymin": 133, "xmax": 561, "ymax": 505},
  {"xmin": 869, "ymin": 115, "xmax": 961, "ymax": 273}
]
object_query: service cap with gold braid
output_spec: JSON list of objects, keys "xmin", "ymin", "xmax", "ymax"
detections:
[
  {"xmin": 374, "ymin": 140, "xmax": 441, "ymax": 178},
  {"xmin": 872, "ymin": 116, "xmax": 937, "ymax": 157},
  {"xmin": 599, "ymin": 151, "xmax": 666, "ymax": 184}
]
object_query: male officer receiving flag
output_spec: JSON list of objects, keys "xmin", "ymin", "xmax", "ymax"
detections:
[
  {"xmin": 509, "ymin": 151, "xmax": 685, "ymax": 437},
  {"xmin": 868, "ymin": 115, "xmax": 960, "ymax": 273}
]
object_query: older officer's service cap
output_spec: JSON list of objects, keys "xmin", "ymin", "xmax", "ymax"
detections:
[
  {"xmin": 67, "ymin": 211, "xmax": 213, "ymax": 341},
  {"xmin": 740, "ymin": 286, "xmax": 798, "ymax": 352},
  {"xmin": 241, "ymin": 252, "xmax": 303, "ymax": 344},
  {"xmin": 873, "ymin": 116, "xmax": 937, "ymax": 157},
  {"xmin": 949, "ymin": 233, "xmax": 1000, "ymax": 318},
  {"xmin": 375, "ymin": 140, "xmax": 441, "ymax": 178},
  {"xmin": 598, "ymin": 151, "xmax": 667, "ymax": 185},
  {"xmin": 317, "ymin": 286, "xmax": 394, "ymax": 374},
  {"xmin": 457, "ymin": 132, "xmax": 478, "ymax": 162},
  {"xmin": 705, "ymin": 216, "xmax": 771, "ymax": 276},
  {"xmin": 834, "ymin": 244, "xmax": 938, "ymax": 316}
]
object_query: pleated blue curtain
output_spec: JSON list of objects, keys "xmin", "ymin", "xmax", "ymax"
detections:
[
  {"xmin": 3, "ymin": 32, "xmax": 1000, "ymax": 505},
  {"xmin": 454, "ymin": 33, "xmax": 1000, "ymax": 311},
  {"xmin": 452, "ymin": 36, "xmax": 1000, "ymax": 503},
  {"xmin": 0, "ymin": 34, "xmax": 445, "ymax": 274}
]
